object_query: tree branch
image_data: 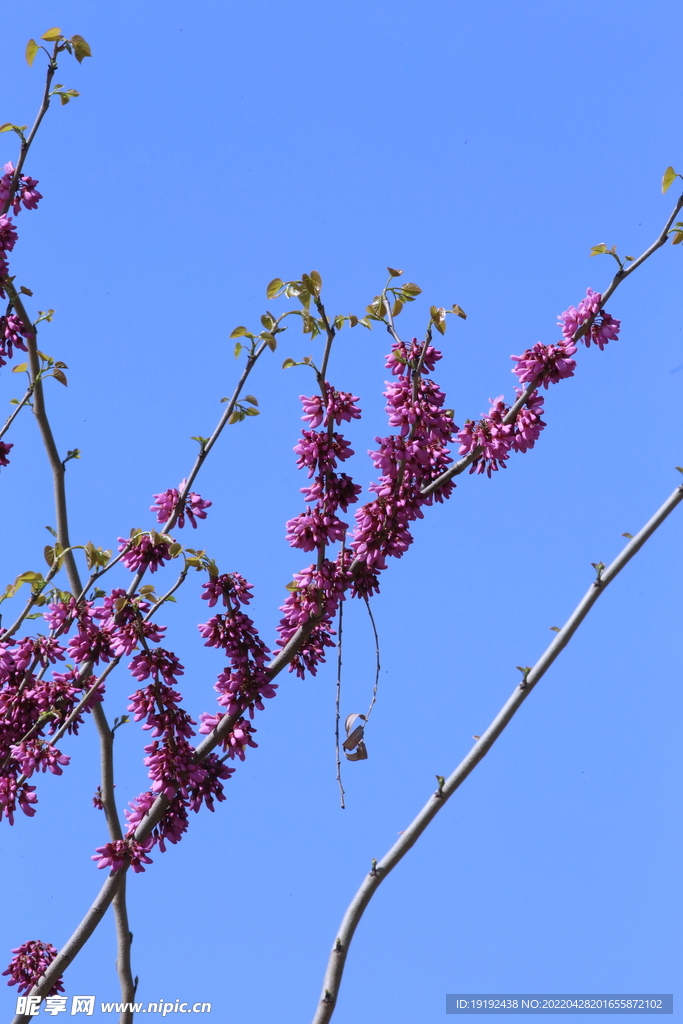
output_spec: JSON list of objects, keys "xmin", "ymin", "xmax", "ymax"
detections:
[{"xmin": 310, "ymin": 482, "xmax": 683, "ymax": 1024}]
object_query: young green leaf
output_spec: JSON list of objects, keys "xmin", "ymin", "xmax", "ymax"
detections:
[
  {"xmin": 70, "ymin": 35, "xmax": 92, "ymax": 62},
  {"xmin": 230, "ymin": 326, "xmax": 248, "ymax": 338},
  {"xmin": 309, "ymin": 270, "xmax": 322, "ymax": 295},
  {"xmin": 12, "ymin": 363, "xmax": 28, "ymax": 374},
  {"xmin": 281, "ymin": 357, "xmax": 296, "ymax": 369},
  {"xmin": 244, "ymin": 395, "xmax": 258, "ymax": 406},
  {"xmin": 52, "ymin": 368, "xmax": 68, "ymax": 386},
  {"xmin": 662, "ymin": 166, "xmax": 677, "ymax": 193},
  {"xmin": 266, "ymin": 277, "xmax": 283, "ymax": 299},
  {"xmin": 387, "ymin": 266, "xmax": 403, "ymax": 278},
  {"xmin": 589, "ymin": 243, "xmax": 608, "ymax": 257},
  {"xmin": 234, "ymin": 342, "xmax": 242, "ymax": 358},
  {"xmin": 26, "ymin": 39, "xmax": 39, "ymax": 65},
  {"xmin": 41, "ymin": 27, "xmax": 63, "ymax": 41},
  {"xmin": 452, "ymin": 304, "xmax": 467, "ymax": 319}
]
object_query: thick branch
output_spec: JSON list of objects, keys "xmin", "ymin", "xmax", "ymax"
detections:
[{"xmin": 310, "ymin": 482, "xmax": 683, "ymax": 1024}]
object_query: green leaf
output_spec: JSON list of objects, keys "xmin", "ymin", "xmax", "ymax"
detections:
[
  {"xmin": 16, "ymin": 571, "xmax": 44, "ymax": 584},
  {"xmin": 230, "ymin": 326, "xmax": 248, "ymax": 338},
  {"xmin": 357, "ymin": 317, "xmax": 372, "ymax": 330},
  {"xmin": 309, "ymin": 270, "xmax": 322, "ymax": 296},
  {"xmin": 401, "ymin": 282, "xmax": 422, "ymax": 297},
  {"xmin": 191, "ymin": 435, "xmax": 209, "ymax": 447},
  {"xmin": 52, "ymin": 368, "xmax": 68, "ymax": 386},
  {"xmin": 282, "ymin": 357, "xmax": 296, "ymax": 369},
  {"xmin": 549, "ymin": 626, "xmax": 561, "ymax": 632},
  {"xmin": 285, "ymin": 581, "xmax": 299, "ymax": 592},
  {"xmin": 387, "ymin": 266, "xmax": 403, "ymax": 278},
  {"xmin": 244, "ymin": 406, "xmax": 260, "ymax": 416},
  {"xmin": 169, "ymin": 543, "xmax": 183, "ymax": 557},
  {"xmin": 260, "ymin": 313, "xmax": 274, "ymax": 330},
  {"xmin": 266, "ymin": 277, "xmax": 283, "ymax": 299},
  {"xmin": 662, "ymin": 166, "xmax": 677, "ymax": 193},
  {"xmin": 229, "ymin": 409, "xmax": 245, "ymax": 424},
  {"xmin": 244, "ymin": 395, "xmax": 258, "ymax": 406},
  {"xmin": 392, "ymin": 299, "xmax": 404, "ymax": 317},
  {"xmin": 264, "ymin": 334, "xmax": 277, "ymax": 352},
  {"xmin": 349, "ymin": 314, "xmax": 359, "ymax": 328},
  {"xmin": 621, "ymin": 532, "xmax": 633, "ymax": 539},
  {"xmin": 70, "ymin": 34, "xmax": 92, "ymax": 62},
  {"xmin": 41, "ymin": 27, "xmax": 63, "ymax": 41},
  {"xmin": 12, "ymin": 363, "xmax": 28, "ymax": 374},
  {"xmin": 675, "ymin": 466, "xmax": 683, "ymax": 474},
  {"xmin": 26, "ymin": 39, "xmax": 39, "ymax": 65},
  {"xmin": 19, "ymin": 286, "xmax": 33, "ymax": 296},
  {"xmin": 452, "ymin": 304, "xmax": 467, "ymax": 319},
  {"xmin": 233, "ymin": 342, "xmax": 242, "ymax": 358},
  {"xmin": 671, "ymin": 231, "xmax": 683, "ymax": 245},
  {"xmin": 589, "ymin": 243, "xmax": 608, "ymax": 257}
]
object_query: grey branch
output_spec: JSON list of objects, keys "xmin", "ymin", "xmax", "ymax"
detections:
[{"xmin": 310, "ymin": 482, "xmax": 683, "ymax": 1024}]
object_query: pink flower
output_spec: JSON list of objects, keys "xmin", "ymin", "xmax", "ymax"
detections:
[
  {"xmin": 0, "ymin": 441, "xmax": 12, "ymax": 468},
  {"xmin": 129, "ymin": 648, "xmax": 184, "ymax": 684},
  {"xmin": 201, "ymin": 572, "xmax": 253, "ymax": 608},
  {"xmin": 118, "ymin": 533, "xmax": 175, "ymax": 573},
  {"xmin": 0, "ymin": 215, "xmax": 18, "ymax": 253},
  {"xmin": 151, "ymin": 480, "xmax": 211, "ymax": 529},
  {"xmin": 510, "ymin": 339, "xmax": 577, "ymax": 387},
  {"xmin": 9, "ymin": 740, "xmax": 70, "ymax": 777},
  {"xmin": 285, "ymin": 508, "xmax": 347, "ymax": 551},
  {"xmin": 2, "ymin": 940, "xmax": 63, "ymax": 996},
  {"xmin": 92, "ymin": 836, "xmax": 154, "ymax": 873},
  {"xmin": 0, "ymin": 163, "xmax": 42, "ymax": 215}
]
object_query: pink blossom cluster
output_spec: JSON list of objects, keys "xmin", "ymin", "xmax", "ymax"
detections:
[
  {"xmin": 0, "ymin": 214, "xmax": 18, "ymax": 299},
  {"xmin": 456, "ymin": 391, "xmax": 546, "ymax": 476},
  {"xmin": 277, "ymin": 384, "xmax": 363, "ymax": 672},
  {"xmin": 0, "ymin": 161, "xmax": 36, "ymax": 301},
  {"xmin": 558, "ymin": 288, "xmax": 621, "ymax": 351},
  {"xmin": 276, "ymin": 555, "xmax": 350, "ymax": 678},
  {"xmin": 117, "ymin": 532, "xmax": 175, "ymax": 573},
  {"xmin": 112, "ymin": 638, "xmax": 234, "ymax": 867},
  {"xmin": 92, "ymin": 836, "xmax": 154, "ymax": 874},
  {"xmin": 350, "ymin": 338, "xmax": 456, "ymax": 572},
  {"xmin": 0, "ymin": 162, "xmax": 42, "ymax": 216},
  {"xmin": 151, "ymin": 480, "xmax": 212, "ymax": 529},
  {"xmin": 0, "ymin": 313, "xmax": 30, "ymax": 368},
  {"xmin": 2, "ymin": 939, "xmax": 62, "ymax": 996},
  {"xmin": 0, "ymin": 631, "xmax": 104, "ymax": 824},
  {"xmin": 198, "ymin": 572, "xmax": 276, "ymax": 721}
]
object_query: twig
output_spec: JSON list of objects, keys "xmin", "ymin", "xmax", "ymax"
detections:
[
  {"xmin": 421, "ymin": 194, "xmax": 683, "ymax": 499},
  {"xmin": 335, "ymin": 579, "xmax": 345, "ymax": 810},
  {"xmin": 0, "ymin": 385, "xmax": 35, "ymax": 441},
  {"xmin": 309, "ymin": 482, "xmax": 683, "ymax": 1024},
  {"xmin": 363, "ymin": 597, "xmax": 380, "ymax": 723},
  {"xmin": 1, "ymin": 43, "xmax": 60, "ymax": 218}
]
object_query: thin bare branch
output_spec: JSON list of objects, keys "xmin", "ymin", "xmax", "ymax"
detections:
[{"xmin": 310, "ymin": 482, "xmax": 683, "ymax": 1024}]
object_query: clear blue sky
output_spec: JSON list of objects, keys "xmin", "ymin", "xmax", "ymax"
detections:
[{"xmin": 2, "ymin": 1, "xmax": 682, "ymax": 1022}]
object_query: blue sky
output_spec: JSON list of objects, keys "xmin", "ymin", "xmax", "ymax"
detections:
[{"xmin": 1, "ymin": 1, "xmax": 682, "ymax": 1022}]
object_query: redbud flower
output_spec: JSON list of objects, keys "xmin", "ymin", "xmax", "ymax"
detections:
[
  {"xmin": 92, "ymin": 836, "xmax": 154, "ymax": 873},
  {"xmin": 0, "ymin": 215, "xmax": 18, "ymax": 253},
  {"xmin": 151, "ymin": 480, "xmax": 211, "ymax": 529},
  {"xmin": 2, "ymin": 940, "xmax": 63, "ymax": 996}
]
